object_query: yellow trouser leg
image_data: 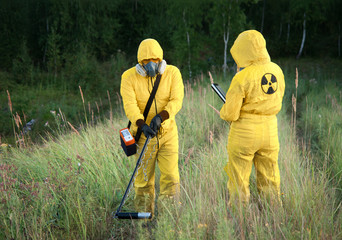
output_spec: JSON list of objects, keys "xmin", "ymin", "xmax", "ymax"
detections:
[
  {"xmin": 157, "ymin": 130, "xmax": 180, "ymax": 213},
  {"xmin": 254, "ymin": 147, "xmax": 281, "ymax": 203},
  {"xmin": 225, "ymin": 147, "xmax": 254, "ymax": 205},
  {"xmin": 134, "ymin": 136, "xmax": 158, "ymax": 216},
  {"xmin": 134, "ymin": 126, "xmax": 180, "ymax": 217},
  {"xmin": 158, "ymin": 130, "xmax": 180, "ymax": 197}
]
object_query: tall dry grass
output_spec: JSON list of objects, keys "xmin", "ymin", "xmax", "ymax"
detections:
[{"xmin": 0, "ymin": 71, "xmax": 341, "ymax": 239}]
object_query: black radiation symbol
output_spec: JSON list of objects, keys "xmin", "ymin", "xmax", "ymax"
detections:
[{"xmin": 261, "ymin": 73, "xmax": 278, "ymax": 94}]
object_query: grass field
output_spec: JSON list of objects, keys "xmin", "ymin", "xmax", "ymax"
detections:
[{"xmin": 1, "ymin": 62, "xmax": 342, "ymax": 239}]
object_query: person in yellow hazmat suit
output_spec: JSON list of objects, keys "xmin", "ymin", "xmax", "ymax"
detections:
[
  {"xmin": 220, "ymin": 30, "xmax": 285, "ymax": 206},
  {"xmin": 120, "ymin": 38, "xmax": 184, "ymax": 217}
]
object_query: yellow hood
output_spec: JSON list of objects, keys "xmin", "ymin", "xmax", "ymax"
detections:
[
  {"xmin": 137, "ymin": 38, "xmax": 163, "ymax": 63},
  {"xmin": 230, "ymin": 30, "xmax": 270, "ymax": 68}
]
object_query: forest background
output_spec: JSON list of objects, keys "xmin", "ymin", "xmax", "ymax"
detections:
[{"xmin": 0, "ymin": 0, "xmax": 341, "ymax": 143}]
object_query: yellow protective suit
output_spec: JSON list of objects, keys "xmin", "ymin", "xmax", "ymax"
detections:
[
  {"xmin": 120, "ymin": 39, "xmax": 184, "ymax": 216},
  {"xmin": 220, "ymin": 30, "xmax": 285, "ymax": 204}
]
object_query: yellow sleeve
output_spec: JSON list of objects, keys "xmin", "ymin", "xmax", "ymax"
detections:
[
  {"xmin": 120, "ymin": 70, "xmax": 144, "ymax": 127},
  {"xmin": 220, "ymin": 75, "xmax": 245, "ymax": 122},
  {"xmin": 164, "ymin": 67, "xmax": 184, "ymax": 118}
]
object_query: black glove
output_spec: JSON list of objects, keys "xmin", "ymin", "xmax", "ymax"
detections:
[
  {"xmin": 141, "ymin": 124, "xmax": 156, "ymax": 138},
  {"xmin": 150, "ymin": 114, "xmax": 162, "ymax": 133}
]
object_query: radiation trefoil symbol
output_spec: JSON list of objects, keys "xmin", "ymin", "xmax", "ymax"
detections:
[{"xmin": 261, "ymin": 73, "xmax": 278, "ymax": 94}]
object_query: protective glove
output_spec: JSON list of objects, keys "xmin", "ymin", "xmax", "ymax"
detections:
[
  {"xmin": 150, "ymin": 114, "xmax": 162, "ymax": 133},
  {"xmin": 141, "ymin": 124, "xmax": 156, "ymax": 138},
  {"xmin": 150, "ymin": 110, "xmax": 169, "ymax": 133}
]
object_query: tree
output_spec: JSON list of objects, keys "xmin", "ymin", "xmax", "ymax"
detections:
[
  {"xmin": 325, "ymin": 0, "xmax": 342, "ymax": 57},
  {"xmin": 290, "ymin": 0, "xmax": 330, "ymax": 58},
  {"xmin": 260, "ymin": 0, "xmax": 265, "ymax": 33},
  {"xmin": 209, "ymin": 0, "xmax": 252, "ymax": 76},
  {"xmin": 166, "ymin": 0, "xmax": 213, "ymax": 79},
  {"xmin": 0, "ymin": 0, "xmax": 29, "ymax": 69},
  {"xmin": 296, "ymin": 12, "xmax": 306, "ymax": 59}
]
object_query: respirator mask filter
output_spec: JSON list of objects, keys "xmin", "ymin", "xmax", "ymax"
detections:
[{"xmin": 143, "ymin": 61, "xmax": 158, "ymax": 77}]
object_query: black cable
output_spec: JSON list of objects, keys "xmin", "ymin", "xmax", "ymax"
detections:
[{"xmin": 150, "ymin": 76, "xmax": 160, "ymax": 149}]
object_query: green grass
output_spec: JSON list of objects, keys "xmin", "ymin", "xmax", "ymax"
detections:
[
  {"xmin": 300, "ymin": 85, "xmax": 342, "ymax": 201},
  {"xmin": 279, "ymin": 58, "xmax": 342, "ymax": 203},
  {"xmin": 1, "ymin": 62, "xmax": 342, "ymax": 239},
  {"xmin": 0, "ymin": 51, "xmax": 131, "ymax": 145}
]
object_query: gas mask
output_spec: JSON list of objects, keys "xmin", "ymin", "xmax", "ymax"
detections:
[
  {"xmin": 143, "ymin": 61, "xmax": 158, "ymax": 77},
  {"xmin": 136, "ymin": 60, "xmax": 167, "ymax": 77}
]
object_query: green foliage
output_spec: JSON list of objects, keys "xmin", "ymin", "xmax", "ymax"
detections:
[
  {"xmin": 280, "ymin": 57, "xmax": 342, "ymax": 201},
  {"xmin": 1, "ymin": 0, "xmax": 341, "ymax": 76},
  {"xmin": 207, "ymin": 0, "xmax": 250, "ymax": 66},
  {"xmin": 11, "ymin": 41, "xmax": 34, "ymax": 85},
  {"xmin": 1, "ymin": 0, "xmax": 341, "ymax": 86},
  {"xmin": 46, "ymin": 26, "xmax": 62, "ymax": 75},
  {"xmin": 0, "ymin": 50, "xmax": 131, "ymax": 145},
  {"xmin": 0, "ymin": 0, "xmax": 30, "ymax": 69},
  {"xmin": 300, "ymin": 85, "xmax": 342, "ymax": 199},
  {"xmin": 242, "ymin": 0, "xmax": 342, "ymax": 58},
  {"xmin": 63, "ymin": 47, "xmax": 102, "ymax": 93}
]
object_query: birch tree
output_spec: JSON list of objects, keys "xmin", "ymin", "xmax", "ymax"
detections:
[
  {"xmin": 291, "ymin": 0, "xmax": 328, "ymax": 59},
  {"xmin": 166, "ymin": 0, "xmax": 212, "ymax": 79},
  {"xmin": 339, "ymin": 23, "xmax": 341, "ymax": 57},
  {"xmin": 296, "ymin": 12, "xmax": 306, "ymax": 59},
  {"xmin": 222, "ymin": 1, "xmax": 232, "ymax": 78},
  {"xmin": 183, "ymin": 9, "xmax": 192, "ymax": 80},
  {"xmin": 260, "ymin": 0, "xmax": 266, "ymax": 33},
  {"xmin": 209, "ymin": 0, "xmax": 251, "ymax": 77}
]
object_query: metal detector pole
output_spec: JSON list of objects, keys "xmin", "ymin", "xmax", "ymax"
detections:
[{"xmin": 114, "ymin": 136, "xmax": 152, "ymax": 219}]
